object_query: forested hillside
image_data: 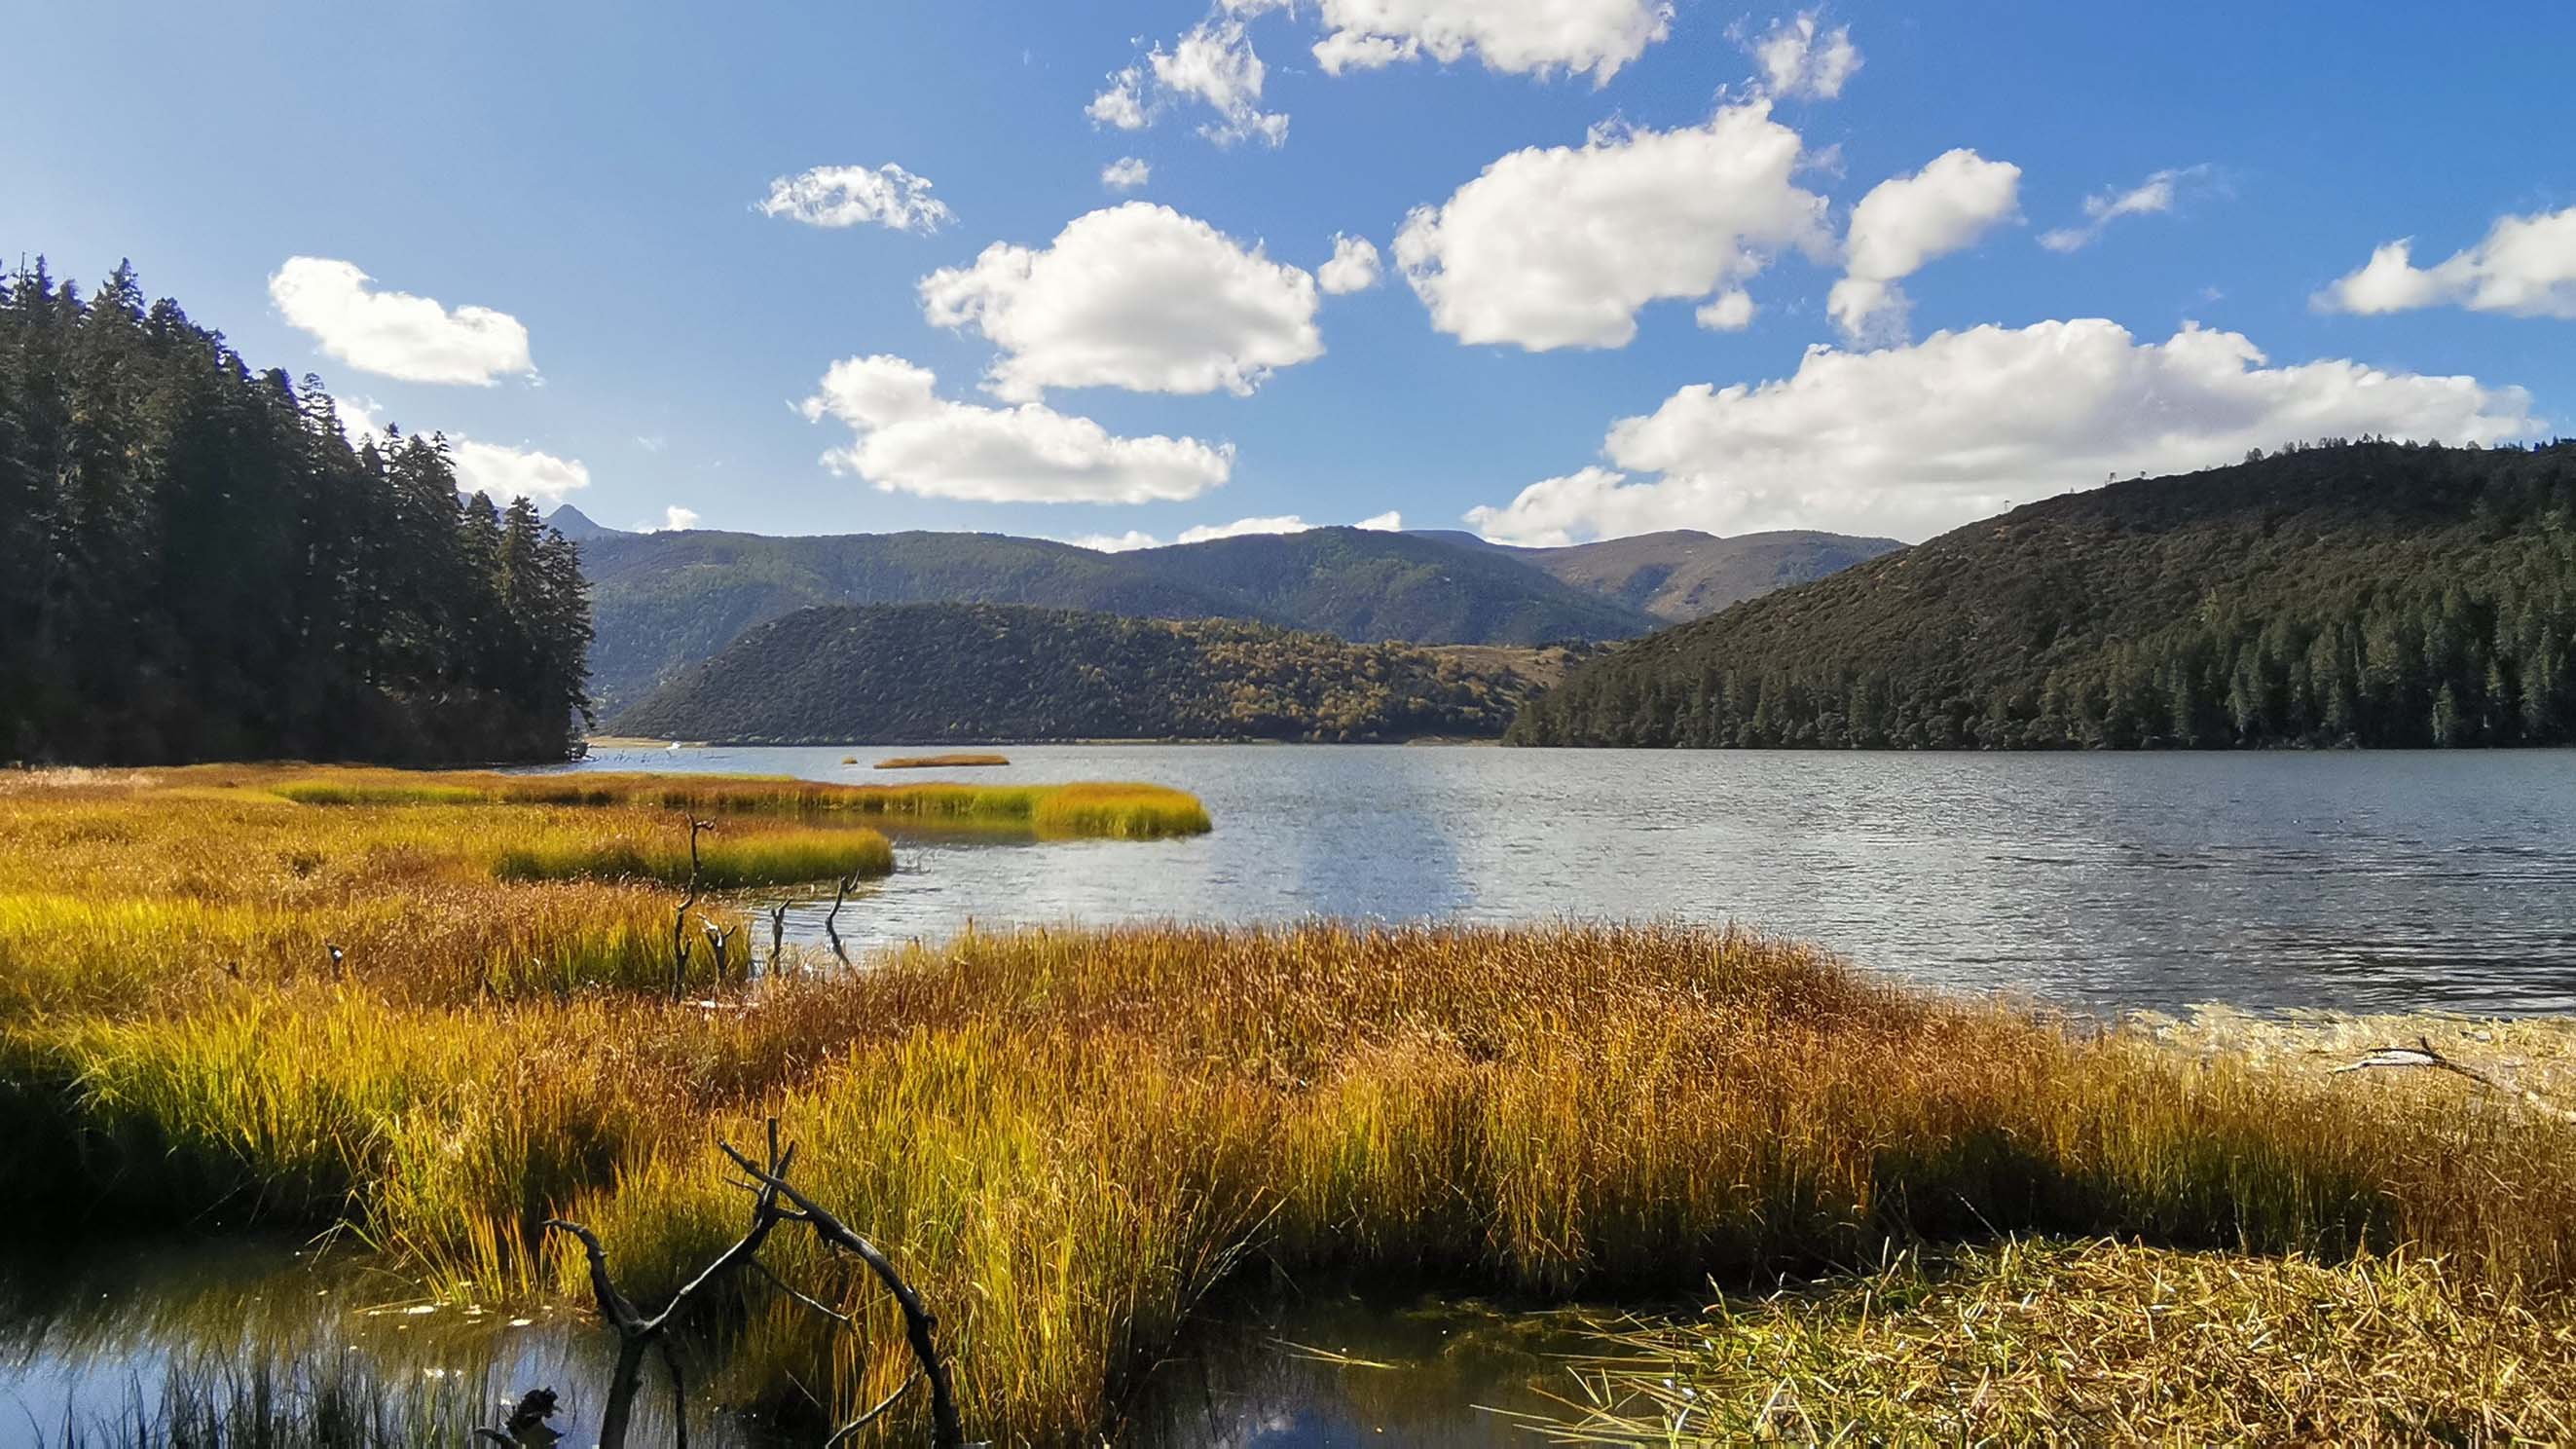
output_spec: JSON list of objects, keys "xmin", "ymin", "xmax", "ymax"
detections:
[
  {"xmin": 0, "ymin": 260, "xmax": 592, "ymax": 763},
  {"xmin": 610, "ymin": 603, "xmax": 1564, "ymax": 743},
  {"xmin": 1511, "ymin": 441, "xmax": 2576, "ymax": 750},
  {"xmin": 579, "ymin": 525, "xmax": 1658, "ymax": 712}
]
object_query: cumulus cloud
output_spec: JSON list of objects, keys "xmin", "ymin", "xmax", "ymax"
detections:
[
  {"xmin": 449, "ymin": 440, "xmax": 592, "ymax": 505},
  {"xmin": 335, "ymin": 396, "xmax": 588, "ymax": 505},
  {"xmin": 754, "ymin": 163, "xmax": 953, "ymax": 233},
  {"xmin": 922, "ymin": 202, "xmax": 1323, "ymax": 401},
  {"xmin": 1739, "ymin": 11, "xmax": 1860, "ymax": 98},
  {"xmin": 1088, "ymin": 20, "xmax": 1287, "ymax": 146},
  {"xmin": 1828, "ymin": 149, "xmax": 2022, "ymax": 343},
  {"xmin": 1086, "ymin": 67, "xmax": 1149, "ymax": 130},
  {"xmin": 1695, "ymin": 289, "xmax": 1756, "ymax": 331},
  {"xmin": 1307, "ymin": 0, "xmax": 1673, "ymax": 84},
  {"xmin": 1070, "ymin": 530, "xmax": 1166, "ymax": 552},
  {"xmin": 2040, "ymin": 165, "xmax": 2214, "ymax": 252},
  {"xmin": 1075, "ymin": 509, "xmax": 1404, "ymax": 551},
  {"xmin": 2315, "ymin": 203, "xmax": 2576, "ymax": 319},
  {"xmin": 800, "ymin": 353, "xmax": 1233, "ymax": 505},
  {"xmin": 1101, "ymin": 157, "xmax": 1152, "ymax": 191},
  {"xmin": 269, "ymin": 257, "xmax": 534, "ymax": 387},
  {"xmin": 1318, "ymin": 234, "xmax": 1383, "ymax": 294},
  {"xmin": 1465, "ymin": 319, "xmax": 2539, "ymax": 544},
  {"xmin": 1395, "ymin": 102, "xmax": 1830, "ymax": 352},
  {"xmin": 641, "ymin": 506, "xmax": 700, "ymax": 533}
]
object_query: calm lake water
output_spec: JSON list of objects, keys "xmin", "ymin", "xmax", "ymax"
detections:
[
  {"xmin": 13, "ymin": 744, "xmax": 2576, "ymax": 1442},
  {"xmin": 561, "ymin": 742, "xmax": 2576, "ymax": 1017}
]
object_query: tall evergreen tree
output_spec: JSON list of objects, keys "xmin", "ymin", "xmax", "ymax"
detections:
[{"xmin": 0, "ymin": 259, "xmax": 592, "ymax": 764}]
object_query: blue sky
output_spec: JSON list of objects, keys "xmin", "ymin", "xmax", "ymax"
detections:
[{"xmin": 9, "ymin": 1, "xmax": 2572, "ymax": 545}]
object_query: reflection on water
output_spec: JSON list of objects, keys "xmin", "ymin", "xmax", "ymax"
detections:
[
  {"xmin": 553, "ymin": 744, "xmax": 2576, "ymax": 1016},
  {"xmin": 1121, "ymin": 1283, "xmax": 1606, "ymax": 1447},
  {"xmin": 0, "ymin": 1238, "xmax": 785, "ymax": 1445}
]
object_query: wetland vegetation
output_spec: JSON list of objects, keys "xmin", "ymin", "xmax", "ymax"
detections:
[{"xmin": 8, "ymin": 762, "xmax": 2576, "ymax": 1441}]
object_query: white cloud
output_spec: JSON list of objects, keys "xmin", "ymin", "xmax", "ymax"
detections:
[
  {"xmin": 800, "ymin": 353, "xmax": 1233, "ymax": 505},
  {"xmin": 1695, "ymin": 289, "xmax": 1756, "ymax": 331},
  {"xmin": 450, "ymin": 440, "xmax": 592, "ymax": 505},
  {"xmin": 642, "ymin": 506, "xmax": 700, "ymax": 533},
  {"xmin": 1394, "ymin": 102, "xmax": 1830, "ymax": 352},
  {"xmin": 1160, "ymin": 19, "xmax": 1291, "ymax": 146},
  {"xmin": 2040, "ymin": 165, "xmax": 2212, "ymax": 252},
  {"xmin": 334, "ymin": 396, "xmax": 588, "ymax": 505},
  {"xmin": 1090, "ymin": 20, "xmax": 1288, "ymax": 146},
  {"xmin": 922, "ymin": 202, "xmax": 1323, "ymax": 401},
  {"xmin": 2315, "ymin": 204, "xmax": 2576, "ymax": 319},
  {"xmin": 1102, "ymin": 157, "xmax": 1153, "ymax": 191},
  {"xmin": 1087, "ymin": 67, "xmax": 1149, "ymax": 130},
  {"xmin": 1828, "ymin": 149, "xmax": 2021, "ymax": 343},
  {"xmin": 1740, "ymin": 11, "xmax": 1860, "ymax": 99},
  {"xmin": 1465, "ymin": 318, "xmax": 2539, "ymax": 543},
  {"xmin": 1071, "ymin": 530, "xmax": 1166, "ymax": 552},
  {"xmin": 1318, "ymin": 234, "xmax": 1383, "ymax": 294},
  {"xmin": 754, "ymin": 163, "xmax": 954, "ymax": 233},
  {"xmin": 1075, "ymin": 509, "xmax": 1402, "ymax": 551},
  {"xmin": 1180, "ymin": 513, "xmax": 1312, "ymax": 543},
  {"xmin": 269, "ymin": 257, "xmax": 534, "ymax": 387},
  {"xmin": 1308, "ymin": 0, "xmax": 1673, "ymax": 84}
]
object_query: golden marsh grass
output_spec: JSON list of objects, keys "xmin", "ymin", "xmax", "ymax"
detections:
[
  {"xmin": 874, "ymin": 754, "xmax": 1012, "ymax": 769},
  {"xmin": 4, "ymin": 769, "xmax": 2574, "ymax": 1441}
]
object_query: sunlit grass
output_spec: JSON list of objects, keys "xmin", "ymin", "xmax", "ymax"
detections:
[
  {"xmin": 10, "ymin": 910, "xmax": 2576, "ymax": 1439},
  {"xmin": 1536, "ymin": 1237, "xmax": 2576, "ymax": 1443},
  {"xmin": 3, "ymin": 767, "xmax": 2572, "ymax": 1441},
  {"xmin": 493, "ymin": 824, "xmax": 894, "ymax": 889},
  {"xmin": 254, "ymin": 765, "xmax": 1211, "ymax": 838},
  {"xmin": 874, "ymin": 753, "xmax": 1012, "ymax": 769}
]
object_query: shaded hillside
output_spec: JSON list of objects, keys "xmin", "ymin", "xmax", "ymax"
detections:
[
  {"xmin": 1409, "ymin": 527, "xmax": 1903, "ymax": 620},
  {"xmin": 1123, "ymin": 528, "xmax": 1658, "ymax": 645},
  {"xmin": 1510, "ymin": 441, "xmax": 2576, "ymax": 750},
  {"xmin": 576, "ymin": 525, "xmax": 1658, "ymax": 712},
  {"xmin": 578, "ymin": 530, "xmax": 1247, "ymax": 712},
  {"xmin": 610, "ymin": 604, "xmax": 1559, "ymax": 743}
]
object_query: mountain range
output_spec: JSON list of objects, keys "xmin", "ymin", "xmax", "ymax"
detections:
[{"xmin": 553, "ymin": 506, "xmax": 1897, "ymax": 713}]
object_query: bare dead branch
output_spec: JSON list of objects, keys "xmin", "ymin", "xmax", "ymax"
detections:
[
  {"xmin": 823, "ymin": 872, "xmax": 856, "ymax": 966},
  {"xmin": 718, "ymin": 1132, "xmax": 968, "ymax": 1448},
  {"xmin": 827, "ymin": 1369, "xmax": 926, "ymax": 1447},
  {"xmin": 2336, "ymin": 1033, "xmax": 2576, "ymax": 1122}
]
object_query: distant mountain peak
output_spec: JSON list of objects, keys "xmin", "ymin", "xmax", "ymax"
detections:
[{"xmin": 545, "ymin": 504, "xmax": 625, "ymax": 541}]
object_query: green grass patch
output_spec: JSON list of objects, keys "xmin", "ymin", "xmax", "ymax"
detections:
[{"xmin": 493, "ymin": 826, "xmax": 894, "ymax": 889}]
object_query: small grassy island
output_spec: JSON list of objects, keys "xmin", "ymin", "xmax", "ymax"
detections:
[
  {"xmin": 874, "ymin": 753, "xmax": 1012, "ymax": 769},
  {"xmin": 5, "ymin": 766, "xmax": 2575, "ymax": 1442}
]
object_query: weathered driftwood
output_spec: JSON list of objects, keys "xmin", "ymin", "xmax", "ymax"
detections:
[
  {"xmin": 823, "ymin": 870, "xmax": 859, "ymax": 966},
  {"xmin": 670, "ymin": 815, "xmax": 715, "ymax": 999},
  {"xmin": 2336, "ymin": 1033, "xmax": 2576, "ymax": 1122},
  {"xmin": 534, "ymin": 1120, "xmax": 970, "ymax": 1447},
  {"xmin": 718, "ymin": 1133, "xmax": 970, "ymax": 1447}
]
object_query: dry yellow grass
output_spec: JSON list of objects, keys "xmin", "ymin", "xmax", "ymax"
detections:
[
  {"xmin": 873, "ymin": 753, "xmax": 1012, "ymax": 769},
  {"xmin": 5, "ymin": 768, "xmax": 2576, "ymax": 1443},
  {"xmin": 1537, "ymin": 1237, "xmax": 2576, "ymax": 1444}
]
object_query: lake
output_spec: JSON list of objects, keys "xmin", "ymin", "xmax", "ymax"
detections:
[{"xmin": 557, "ymin": 742, "xmax": 2576, "ymax": 1017}]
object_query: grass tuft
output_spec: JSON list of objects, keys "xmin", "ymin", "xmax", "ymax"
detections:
[{"xmin": 875, "ymin": 754, "xmax": 1012, "ymax": 769}]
